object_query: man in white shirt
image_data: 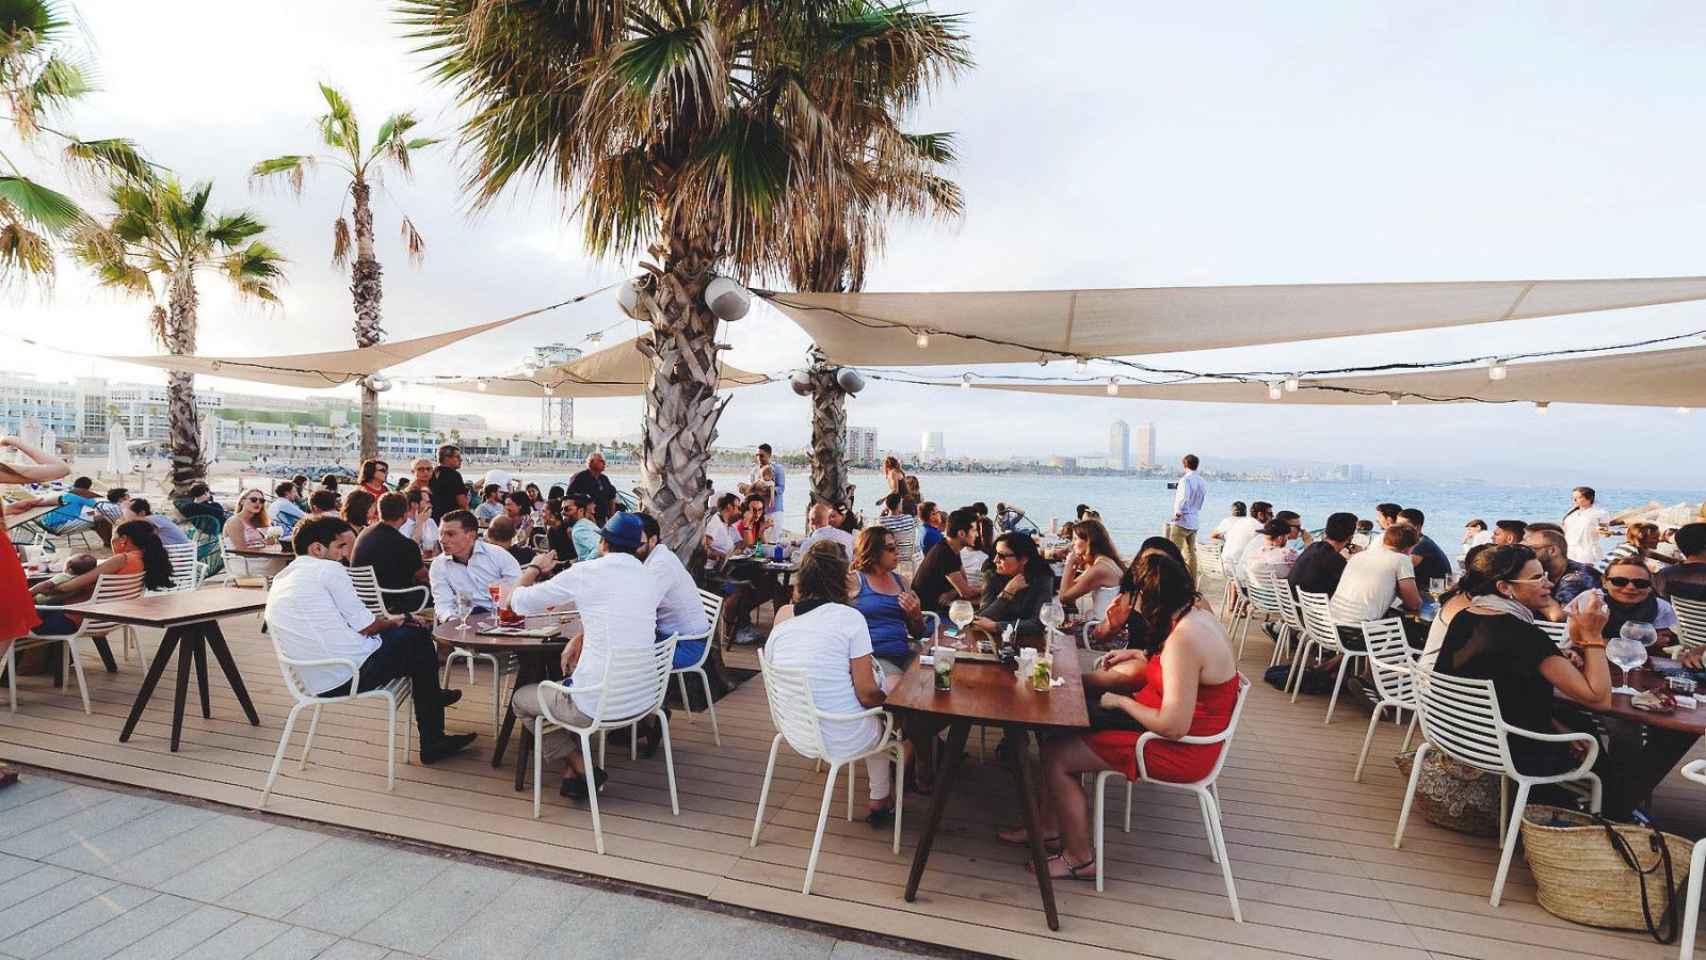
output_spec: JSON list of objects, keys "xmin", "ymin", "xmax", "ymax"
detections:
[
  {"xmin": 635, "ymin": 513, "xmax": 712, "ymax": 669},
  {"xmin": 799, "ymin": 502, "xmax": 855, "ymax": 559},
  {"xmin": 267, "ymin": 516, "xmax": 475, "ymax": 764},
  {"xmin": 503, "ymin": 512, "xmax": 665, "ymax": 799},
  {"xmin": 1220, "ymin": 500, "xmax": 1271, "ymax": 575},
  {"xmin": 702, "ymin": 493, "xmax": 741, "ymax": 563},
  {"xmin": 1208, "ymin": 502, "xmax": 1247, "ymax": 543},
  {"xmin": 1166, "ymin": 454, "xmax": 1208, "ymax": 578},
  {"xmin": 1329, "ymin": 523, "xmax": 1423, "ymax": 649},
  {"xmin": 472, "ymin": 484, "xmax": 505, "ymax": 523},
  {"xmin": 1563, "ymin": 485, "xmax": 1614, "ymax": 566},
  {"xmin": 429, "ymin": 510, "xmax": 522, "ymax": 617}
]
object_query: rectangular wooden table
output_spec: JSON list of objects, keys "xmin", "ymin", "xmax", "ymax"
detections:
[
  {"xmin": 63, "ymin": 587, "xmax": 268, "ymax": 751},
  {"xmin": 885, "ymin": 630, "xmax": 1089, "ymax": 931}
]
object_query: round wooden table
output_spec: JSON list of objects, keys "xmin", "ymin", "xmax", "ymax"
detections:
[{"xmin": 431, "ymin": 611, "xmax": 580, "ymax": 769}]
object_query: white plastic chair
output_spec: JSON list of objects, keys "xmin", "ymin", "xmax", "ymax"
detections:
[
  {"xmin": 260, "ymin": 634, "xmax": 412, "ymax": 807},
  {"xmin": 1237, "ymin": 574, "xmax": 1287, "ymax": 661},
  {"xmin": 750, "ymin": 645, "xmax": 905, "ymax": 894},
  {"xmin": 1353, "ymin": 617, "xmax": 1420, "ymax": 782},
  {"xmin": 1674, "ymin": 597, "xmax": 1706, "ymax": 650},
  {"xmin": 1535, "ymin": 618, "xmax": 1570, "ymax": 650},
  {"xmin": 1394, "ymin": 668, "xmax": 1601, "ymax": 907},
  {"xmin": 667, "ymin": 590, "xmax": 724, "ymax": 746},
  {"xmin": 1289, "ymin": 590, "xmax": 1368, "ymax": 724},
  {"xmin": 526, "ymin": 636, "xmax": 680, "ymax": 852},
  {"xmin": 1271, "ymin": 581, "xmax": 1306, "ymax": 668},
  {"xmin": 346, "ymin": 565, "xmax": 431, "ymax": 617},
  {"xmin": 6, "ymin": 572, "xmax": 145, "ymax": 715},
  {"xmin": 154, "ymin": 542, "xmax": 205, "ymax": 597},
  {"xmin": 1677, "ymin": 758, "xmax": 1706, "ymax": 959},
  {"xmin": 1197, "ymin": 540, "xmax": 1223, "ymax": 593},
  {"xmin": 1092, "ymin": 676, "xmax": 1250, "ymax": 922}
]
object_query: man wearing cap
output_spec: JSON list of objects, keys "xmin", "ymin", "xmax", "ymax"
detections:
[{"xmin": 504, "ymin": 512, "xmax": 666, "ymax": 800}]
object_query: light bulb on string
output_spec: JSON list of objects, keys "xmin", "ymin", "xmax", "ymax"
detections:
[
  {"xmin": 1535, "ymin": 401, "xmax": 1550, "ymax": 415},
  {"xmin": 960, "ymin": 372, "xmax": 973, "ymax": 390},
  {"xmin": 1488, "ymin": 361, "xmax": 1508, "ymax": 382},
  {"xmin": 1284, "ymin": 377, "xmax": 1299, "ymax": 392},
  {"xmin": 476, "ymin": 380, "xmax": 488, "ymax": 392},
  {"xmin": 543, "ymin": 385, "xmax": 555, "ymax": 396},
  {"xmin": 1106, "ymin": 377, "xmax": 1120, "ymax": 396},
  {"xmin": 1388, "ymin": 394, "xmax": 1401, "ymax": 406},
  {"xmin": 587, "ymin": 331, "xmax": 604, "ymax": 346},
  {"xmin": 914, "ymin": 330, "xmax": 930, "ymax": 349},
  {"xmin": 1074, "ymin": 357, "xmax": 1088, "ymax": 374},
  {"xmin": 1267, "ymin": 383, "xmax": 1283, "ymax": 401},
  {"xmin": 1679, "ymin": 406, "xmax": 1692, "ymax": 415}
]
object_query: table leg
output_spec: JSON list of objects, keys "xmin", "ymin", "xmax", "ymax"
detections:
[
  {"xmin": 905, "ymin": 718, "xmax": 971, "ymax": 903},
  {"xmin": 493, "ymin": 653, "xmax": 548, "ymax": 768},
  {"xmin": 203, "ymin": 623, "xmax": 259, "ymax": 726},
  {"xmin": 91, "ymin": 637, "xmax": 118, "ymax": 674},
  {"xmin": 120, "ymin": 626, "xmax": 182, "ymax": 743},
  {"xmin": 170, "ymin": 631, "xmax": 196, "ymax": 752},
  {"xmin": 192, "ymin": 637, "xmax": 210, "ymax": 719},
  {"xmin": 1007, "ymin": 724, "xmax": 1059, "ymax": 930}
]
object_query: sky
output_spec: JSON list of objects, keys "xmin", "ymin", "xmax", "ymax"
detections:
[{"xmin": 5, "ymin": 1, "xmax": 1706, "ymax": 485}]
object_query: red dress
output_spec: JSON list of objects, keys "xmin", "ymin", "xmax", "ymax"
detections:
[
  {"xmin": 0, "ymin": 523, "xmax": 40, "ymax": 647},
  {"xmin": 1085, "ymin": 655, "xmax": 1240, "ymax": 784}
]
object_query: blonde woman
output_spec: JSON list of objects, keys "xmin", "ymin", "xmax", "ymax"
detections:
[{"xmin": 222, "ymin": 488, "xmax": 277, "ymax": 550}]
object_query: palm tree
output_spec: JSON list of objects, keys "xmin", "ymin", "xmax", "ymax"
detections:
[
  {"xmin": 74, "ymin": 177, "xmax": 286, "ymax": 495},
  {"xmin": 0, "ymin": 0, "xmax": 150, "ymax": 286},
  {"xmin": 251, "ymin": 84, "xmax": 439, "ymax": 461},
  {"xmin": 400, "ymin": 0, "xmax": 969, "ymax": 557}
]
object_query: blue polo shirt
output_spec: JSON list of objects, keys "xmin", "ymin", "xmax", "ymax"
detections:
[{"xmin": 43, "ymin": 492, "xmax": 98, "ymax": 531}]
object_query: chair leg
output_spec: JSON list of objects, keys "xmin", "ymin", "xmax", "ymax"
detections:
[
  {"xmin": 1288, "ymin": 640, "xmax": 1315, "ymax": 702},
  {"xmin": 1093, "ymin": 771, "xmax": 1111, "ymax": 891},
  {"xmin": 1354, "ymin": 704, "xmax": 1384, "ymax": 782},
  {"xmin": 532, "ymin": 721, "xmax": 546, "ymax": 818},
  {"xmin": 658, "ymin": 709, "xmax": 679, "ymax": 816},
  {"xmin": 1124, "ymin": 781, "xmax": 1133, "ymax": 833},
  {"xmin": 846, "ymin": 757, "xmax": 856, "ymax": 821},
  {"xmin": 260, "ymin": 703, "xmax": 307, "ymax": 808},
  {"xmin": 629, "ymin": 722, "xmax": 637, "ymax": 762},
  {"xmin": 695, "ymin": 668, "xmax": 719, "ymax": 746},
  {"xmin": 803, "ymin": 763, "xmax": 841, "ymax": 895},
  {"xmin": 402, "ymin": 687, "xmax": 412, "ymax": 765},
  {"xmin": 1393, "ymin": 742, "xmax": 1430, "ymax": 848},
  {"xmin": 1197, "ymin": 791, "xmax": 1221, "ymax": 864},
  {"xmin": 892, "ymin": 746, "xmax": 905, "ymax": 856},
  {"xmin": 598, "ymin": 730, "xmax": 608, "ymax": 770},
  {"xmin": 385, "ymin": 695, "xmax": 398, "ymax": 791},
  {"xmin": 1202, "ymin": 788, "xmax": 1242, "ymax": 923},
  {"xmin": 441, "ymin": 651, "xmax": 455, "ymax": 688},
  {"xmin": 582, "ymin": 733, "xmax": 606, "ymax": 854},
  {"xmin": 1400, "ymin": 712, "xmax": 1418, "ymax": 753},
  {"xmin": 298, "ymin": 704, "xmax": 323, "ymax": 770},
  {"xmin": 66, "ymin": 638, "xmax": 90, "ymax": 715},
  {"xmin": 1681, "ymin": 838, "xmax": 1706, "ymax": 960},
  {"xmin": 1324, "ymin": 656, "xmax": 1352, "ymax": 724},
  {"xmin": 751, "ymin": 734, "xmax": 784, "ymax": 847},
  {"xmin": 1490, "ymin": 782, "xmax": 1532, "ymax": 907},
  {"xmin": 3, "ymin": 646, "xmax": 14, "ymax": 715}
]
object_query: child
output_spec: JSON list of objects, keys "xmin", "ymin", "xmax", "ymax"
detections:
[{"xmin": 30, "ymin": 554, "xmax": 98, "ymax": 603}]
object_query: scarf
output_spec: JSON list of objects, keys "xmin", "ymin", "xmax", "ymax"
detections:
[
  {"xmin": 1465, "ymin": 594, "xmax": 1536, "ymax": 624},
  {"xmin": 1603, "ymin": 592, "xmax": 1661, "ymax": 639}
]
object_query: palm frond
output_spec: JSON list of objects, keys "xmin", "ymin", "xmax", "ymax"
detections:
[
  {"xmin": 61, "ymin": 136, "xmax": 152, "ymax": 183},
  {"xmin": 901, "ymin": 131, "xmax": 957, "ymax": 165},
  {"xmin": 250, "ymin": 154, "xmax": 317, "ymax": 196},
  {"xmin": 0, "ymin": 218, "xmax": 55, "ymax": 286},
  {"xmin": 331, "ymin": 215, "xmax": 350, "ymax": 267},
  {"xmin": 317, "ymin": 82, "xmax": 359, "ymax": 156},
  {"xmin": 29, "ymin": 53, "xmax": 94, "ymax": 115},
  {"xmin": 399, "ymin": 214, "xmax": 424, "ymax": 266},
  {"xmin": 0, "ymin": 174, "xmax": 83, "ymax": 234},
  {"xmin": 146, "ymin": 304, "xmax": 168, "ymax": 346},
  {"xmin": 222, "ymin": 240, "xmax": 286, "ymax": 302},
  {"xmin": 205, "ymin": 211, "xmax": 265, "ymax": 249}
]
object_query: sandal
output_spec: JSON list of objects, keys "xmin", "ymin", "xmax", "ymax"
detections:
[
  {"xmin": 996, "ymin": 825, "xmax": 1063, "ymax": 853},
  {"xmin": 1026, "ymin": 852, "xmax": 1097, "ymax": 882}
]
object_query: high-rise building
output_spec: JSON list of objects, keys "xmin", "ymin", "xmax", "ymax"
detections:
[
  {"xmin": 921, "ymin": 430, "xmax": 945, "ymax": 460},
  {"xmin": 845, "ymin": 426, "xmax": 878, "ymax": 464},
  {"xmin": 1134, "ymin": 421, "xmax": 1157, "ymax": 468},
  {"xmin": 1108, "ymin": 420, "xmax": 1131, "ymax": 471}
]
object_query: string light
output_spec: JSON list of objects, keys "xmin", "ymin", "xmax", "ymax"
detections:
[
  {"xmin": 960, "ymin": 372, "xmax": 972, "ymax": 390},
  {"xmin": 1284, "ymin": 377, "xmax": 1300, "ymax": 392},
  {"xmin": 1678, "ymin": 406, "xmax": 1691, "ymax": 414},
  {"xmin": 587, "ymin": 331, "xmax": 604, "ymax": 346},
  {"xmin": 1388, "ymin": 394, "xmax": 1401, "ymax": 406},
  {"xmin": 1488, "ymin": 361, "xmax": 1508, "ymax": 381},
  {"xmin": 476, "ymin": 380, "xmax": 488, "ymax": 392},
  {"xmin": 1105, "ymin": 377, "xmax": 1119, "ymax": 396},
  {"xmin": 543, "ymin": 385, "xmax": 555, "ymax": 396},
  {"xmin": 914, "ymin": 330, "xmax": 929, "ymax": 349},
  {"xmin": 1535, "ymin": 401, "xmax": 1550, "ymax": 415},
  {"xmin": 1074, "ymin": 358, "xmax": 1088, "ymax": 374},
  {"xmin": 1267, "ymin": 383, "xmax": 1283, "ymax": 400}
]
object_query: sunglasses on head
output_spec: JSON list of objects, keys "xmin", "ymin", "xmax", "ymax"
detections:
[{"xmin": 1606, "ymin": 576, "xmax": 1652, "ymax": 589}]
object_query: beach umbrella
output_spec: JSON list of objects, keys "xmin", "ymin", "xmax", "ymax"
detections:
[
  {"xmin": 106, "ymin": 422, "xmax": 133, "ymax": 477},
  {"xmin": 200, "ymin": 416, "xmax": 219, "ymax": 465},
  {"xmin": 18, "ymin": 418, "xmax": 42, "ymax": 452},
  {"xmin": 40, "ymin": 428, "xmax": 57, "ymax": 456}
]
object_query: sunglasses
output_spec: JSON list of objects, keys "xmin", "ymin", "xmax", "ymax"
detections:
[
  {"xmin": 244, "ymin": 498, "xmax": 264, "ymax": 504},
  {"xmin": 1606, "ymin": 576, "xmax": 1652, "ymax": 589},
  {"xmin": 995, "ymin": 551, "xmax": 1017, "ymax": 559},
  {"xmin": 1502, "ymin": 573, "xmax": 1550, "ymax": 585}
]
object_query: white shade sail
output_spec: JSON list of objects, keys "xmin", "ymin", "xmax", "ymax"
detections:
[
  {"xmin": 429, "ymin": 336, "xmax": 769, "ymax": 399},
  {"xmin": 764, "ymin": 276, "xmax": 1706, "ymax": 366},
  {"xmin": 971, "ymin": 344, "xmax": 1706, "ymax": 407}
]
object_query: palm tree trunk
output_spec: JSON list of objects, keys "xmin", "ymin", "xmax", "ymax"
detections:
[
  {"xmin": 349, "ymin": 179, "xmax": 383, "ymax": 462},
  {"xmin": 164, "ymin": 270, "xmax": 202, "ymax": 497},
  {"xmin": 808, "ymin": 362, "xmax": 848, "ymax": 506}
]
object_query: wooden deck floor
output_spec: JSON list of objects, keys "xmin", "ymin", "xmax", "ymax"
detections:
[{"xmin": 3, "ymin": 609, "xmax": 1701, "ymax": 960}]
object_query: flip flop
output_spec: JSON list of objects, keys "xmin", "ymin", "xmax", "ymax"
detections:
[{"xmin": 1026, "ymin": 852, "xmax": 1097, "ymax": 882}]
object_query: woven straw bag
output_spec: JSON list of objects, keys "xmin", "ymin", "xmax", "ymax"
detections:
[{"xmin": 1520, "ymin": 805, "xmax": 1692, "ymax": 940}]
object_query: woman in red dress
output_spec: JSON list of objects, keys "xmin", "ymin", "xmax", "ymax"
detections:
[
  {"xmin": 1000, "ymin": 552, "xmax": 1241, "ymax": 881},
  {"xmin": 0, "ymin": 436, "xmax": 74, "ymax": 656}
]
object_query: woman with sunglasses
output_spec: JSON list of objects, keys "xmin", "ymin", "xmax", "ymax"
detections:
[
  {"xmin": 973, "ymin": 532, "xmax": 1055, "ymax": 635},
  {"xmin": 222, "ymin": 488, "xmax": 278, "ymax": 551},
  {"xmin": 1434, "ymin": 544, "xmax": 1612, "ymax": 778},
  {"xmin": 1567, "ymin": 556, "xmax": 1678, "ymax": 646},
  {"xmin": 358, "ymin": 459, "xmax": 390, "ymax": 499}
]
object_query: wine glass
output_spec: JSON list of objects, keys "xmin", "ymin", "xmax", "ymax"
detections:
[
  {"xmin": 453, "ymin": 591, "xmax": 473, "ymax": 632},
  {"xmin": 1039, "ymin": 599, "xmax": 1065, "ymax": 639},
  {"xmin": 948, "ymin": 600, "xmax": 974, "ymax": 638},
  {"xmin": 1608, "ymin": 621, "xmax": 1655, "ymax": 695},
  {"xmin": 1428, "ymin": 578, "xmax": 1446, "ymax": 598}
]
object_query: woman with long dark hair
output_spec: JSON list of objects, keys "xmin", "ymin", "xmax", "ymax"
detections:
[
  {"xmin": 32, "ymin": 520, "xmax": 175, "ymax": 635},
  {"xmin": 342, "ymin": 489, "xmax": 377, "ymax": 536},
  {"xmin": 999, "ymin": 553, "xmax": 1240, "ymax": 880},
  {"xmin": 972, "ymin": 532, "xmax": 1054, "ymax": 634},
  {"xmin": 1058, "ymin": 517, "xmax": 1123, "ymax": 623}
]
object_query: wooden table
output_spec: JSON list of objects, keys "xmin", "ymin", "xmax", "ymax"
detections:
[
  {"xmin": 1559, "ymin": 658, "xmax": 1706, "ymax": 818},
  {"xmin": 885, "ymin": 630, "xmax": 1089, "ymax": 931},
  {"xmin": 4, "ymin": 504, "xmax": 56, "ymax": 532},
  {"xmin": 431, "ymin": 612, "xmax": 579, "ymax": 770},
  {"xmin": 225, "ymin": 545, "xmax": 290, "ymax": 558},
  {"xmin": 63, "ymin": 587, "xmax": 266, "ymax": 751}
]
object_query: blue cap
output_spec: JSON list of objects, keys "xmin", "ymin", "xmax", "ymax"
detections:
[{"xmin": 599, "ymin": 511, "xmax": 645, "ymax": 550}]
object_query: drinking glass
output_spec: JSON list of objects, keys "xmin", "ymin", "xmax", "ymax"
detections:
[
  {"xmin": 453, "ymin": 591, "xmax": 473, "ymax": 631},
  {"xmin": 1609, "ymin": 621, "xmax": 1654, "ymax": 695},
  {"xmin": 1039, "ymin": 599, "xmax": 1065, "ymax": 634},
  {"xmin": 948, "ymin": 600, "xmax": 975, "ymax": 637},
  {"xmin": 932, "ymin": 646, "xmax": 956, "ymax": 692},
  {"xmin": 1428, "ymin": 578, "xmax": 1446, "ymax": 598}
]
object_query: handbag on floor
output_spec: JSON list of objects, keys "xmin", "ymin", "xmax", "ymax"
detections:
[{"xmin": 1520, "ymin": 805, "xmax": 1692, "ymax": 941}]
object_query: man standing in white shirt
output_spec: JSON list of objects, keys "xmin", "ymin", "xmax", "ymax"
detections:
[
  {"xmin": 635, "ymin": 513, "xmax": 712, "ymax": 669},
  {"xmin": 503, "ymin": 512, "xmax": 665, "ymax": 800},
  {"xmin": 1166, "ymin": 454, "xmax": 1207, "ymax": 578},
  {"xmin": 429, "ymin": 510, "xmax": 522, "ymax": 616},
  {"xmin": 1563, "ymin": 485, "xmax": 1614, "ymax": 566},
  {"xmin": 799, "ymin": 502, "xmax": 855, "ymax": 559},
  {"xmin": 267, "ymin": 516, "xmax": 475, "ymax": 764}
]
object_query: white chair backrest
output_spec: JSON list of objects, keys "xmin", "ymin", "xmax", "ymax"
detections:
[
  {"xmin": 1534, "ymin": 619, "xmax": 1570, "ymax": 651},
  {"xmin": 84, "ymin": 572, "xmax": 146, "ymax": 632},
  {"xmin": 1245, "ymin": 575, "xmax": 1283, "ymax": 616},
  {"xmin": 1362, "ymin": 617, "xmax": 1418, "ymax": 706},
  {"xmin": 698, "ymin": 588, "xmax": 724, "ymax": 635},
  {"xmin": 1294, "ymin": 590, "xmax": 1343, "ymax": 652},
  {"xmin": 1413, "ymin": 669, "xmax": 1510, "ymax": 776},
  {"xmin": 1199, "ymin": 540, "xmax": 1223, "ymax": 578},
  {"xmin": 269, "ymin": 630, "xmax": 318, "ymax": 701},
  {"xmin": 1682, "ymin": 757, "xmax": 1706, "ymax": 788},
  {"xmin": 347, "ymin": 565, "xmax": 386, "ymax": 618},
  {"xmin": 1275, "ymin": 581, "xmax": 1305, "ymax": 633},
  {"xmin": 582, "ymin": 635, "xmax": 675, "ymax": 725},
  {"xmin": 757, "ymin": 646, "xmax": 829, "ymax": 760},
  {"xmin": 158, "ymin": 542, "xmax": 199, "ymax": 593},
  {"xmin": 1674, "ymin": 597, "xmax": 1706, "ymax": 649},
  {"xmin": 1194, "ymin": 676, "xmax": 1252, "ymax": 784}
]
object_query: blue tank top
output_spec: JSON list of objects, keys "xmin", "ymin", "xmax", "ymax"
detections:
[{"xmin": 853, "ymin": 573, "xmax": 913, "ymax": 659}]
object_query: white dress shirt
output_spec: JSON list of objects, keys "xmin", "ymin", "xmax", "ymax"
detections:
[
  {"xmin": 510, "ymin": 552, "xmax": 662, "ymax": 721},
  {"xmin": 645, "ymin": 546, "xmax": 710, "ymax": 638},
  {"xmin": 800, "ymin": 524, "xmax": 855, "ymax": 559},
  {"xmin": 429, "ymin": 540, "xmax": 522, "ymax": 617},
  {"xmin": 1171, "ymin": 470, "xmax": 1207, "ymax": 530},
  {"xmin": 1564, "ymin": 506, "xmax": 1612, "ymax": 566},
  {"xmin": 704, "ymin": 514, "xmax": 738, "ymax": 556},
  {"xmin": 401, "ymin": 516, "xmax": 440, "ymax": 554},
  {"xmin": 265, "ymin": 556, "xmax": 380, "ymax": 695}
]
